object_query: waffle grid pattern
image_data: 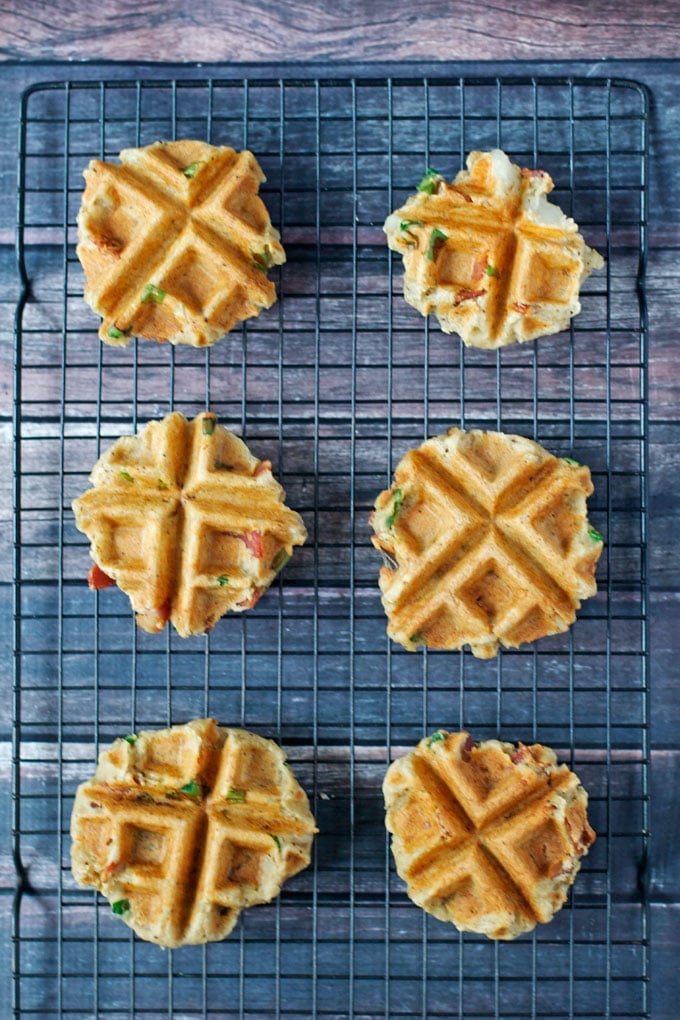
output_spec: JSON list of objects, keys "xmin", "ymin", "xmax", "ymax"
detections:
[
  {"xmin": 78, "ymin": 142, "xmax": 283, "ymax": 346},
  {"xmin": 384, "ymin": 152, "xmax": 602, "ymax": 348},
  {"xmin": 72, "ymin": 412, "xmax": 307, "ymax": 635},
  {"xmin": 370, "ymin": 430, "xmax": 601, "ymax": 656},
  {"xmin": 71, "ymin": 723, "xmax": 315, "ymax": 947},
  {"xmin": 384, "ymin": 732, "xmax": 595, "ymax": 939}
]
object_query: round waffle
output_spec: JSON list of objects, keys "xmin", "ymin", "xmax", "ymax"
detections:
[
  {"xmin": 384, "ymin": 729, "xmax": 595, "ymax": 940},
  {"xmin": 370, "ymin": 428, "xmax": 603, "ymax": 657},
  {"xmin": 72, "ymin": 412, "xmax": 307, "ymax": 636},
  {"xmin": 384, "ymin": 149, "xmax": 604, "ymax": 349},
  {"xmin": 77, "ymin": 139, "xmax": 285, "ymax": 347},
  {"xmin": 71, "ymin": 719, "xmax": 317, "ymax": 948}
]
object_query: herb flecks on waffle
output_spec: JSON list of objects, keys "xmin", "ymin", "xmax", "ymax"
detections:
[
  {"xmin": 73, "ymin": 412, "xmax": 307, "ymax": 636},
  {"xmin": 384, "ymin": 149, "xmax": 603, "ymax": 349},
  {"xmin": 77, "ymin": 140, "xmax": 285, "ymax": 347},
  {"xmin": 71, "ymin": 720, "xmax": 317, "ymax": 947},
  {"xmin": 370, "ymin": 428, "xmax": 602, "ymax": 657},
  {"xmin": 384, "ymin": 730, "xmax": 595, "ymax": 939}
]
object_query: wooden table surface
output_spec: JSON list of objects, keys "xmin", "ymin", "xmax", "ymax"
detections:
[
  {"xmin": 1, "ymin": 4, "xmax": 678, "ymax": 1018},
  {"xmin": 2, "ymin": 0, "xmax": 680, "ymax": 62}
]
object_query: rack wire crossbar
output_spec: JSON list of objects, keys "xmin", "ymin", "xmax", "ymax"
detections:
[{"xmin": 13, "ymin": 74, "xmax": 649, "ymax": 1019}]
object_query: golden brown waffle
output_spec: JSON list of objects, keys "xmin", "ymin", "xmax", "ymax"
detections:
[
  {"xmin": 77, "ymin": 140, "xmax": 285, "ymax": 347},
  {"xmin": 384, "ymin": 729, "xmax": 595, "ymax": 940},
  {"xmin": 384, "ymin": 149, "xmax": 604, "ymax": 349},
  {"xmin": 72, "ymin": 412, "xmax": 307, "ymax": 636},
  {"xmin": 71, "ymin": 719, "xmax": 317, "ymax": 947},
  {"xmin": 370, "ymin": 428, "xmax": 603, "ymax": 657}
]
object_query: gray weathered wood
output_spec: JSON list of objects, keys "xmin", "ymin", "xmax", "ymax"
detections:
[{"xmin": 1, "ymin": 1, "xmax": 680, "ymax": 62}]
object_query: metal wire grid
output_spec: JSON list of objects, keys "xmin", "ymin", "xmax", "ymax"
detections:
[{"xmin": 12, "ymin": 75, "xmax": 649, "ymax": 1019}]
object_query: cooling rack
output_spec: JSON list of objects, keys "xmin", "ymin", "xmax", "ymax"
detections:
[{"xmin": 13, "ymin": 74, "xmax": 649, "ymax": 1019}]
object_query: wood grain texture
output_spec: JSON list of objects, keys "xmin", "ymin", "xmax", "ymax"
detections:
[{"xmin": 1, "ymin": 0, "xmax": 680, "ymax": 61}]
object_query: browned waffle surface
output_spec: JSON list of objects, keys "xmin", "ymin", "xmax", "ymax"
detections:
[
  {"xmin": 70, "ymin": 719, "xmax": 317, "ymax": 947},
  {"xmin": 384, "ymin": 730, "xmax": 595, "ymax": 940},
  {"xmin": 77, "ymin": 140, "xmax": 286, "ymax": 347},
  {"xmin": 370, "ymin": 428, "xmax": 603, "ymax": 657},
  {"xmin": 72, "ymin": 412, "xmax": 307, "ymax": 636},
  {"xmin": 384, "ymin": 149, "xmax": 603, "ymax": 349}
]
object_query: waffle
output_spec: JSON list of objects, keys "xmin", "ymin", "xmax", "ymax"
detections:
[
  {"xmin": 77, "ymin": 140, "xmax": 285, "ymax": 347},
  {"xmin": 384, "ymin": 149, "xmax": 604, "ymax": 349},
  {"xmin": 72, "ymin": 412, "xmax": 307, "ymax": 636},
  {"xmin": 384, "ymin": 729, "xmax": 595, "ymax": 939},
  {"xmin": 71, "ymin": 719, "xmax": 317, "ymax": 947},
  {"xmin": 370, "ymin": 428, "xmax": 603, "ymax": 657}
]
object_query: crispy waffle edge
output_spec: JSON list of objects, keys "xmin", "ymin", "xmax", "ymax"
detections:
[
  {"xmin": 76, "ymin": 140, "xmax": 286, "ymax": 348},
  {"xmin": 369, "ymin": 427, "xmax": 603, "ymax": 657},
  {"xmin": 71, "ymin": 412, "xmax": 307, "ymax": 637},
  {"xmin": 384, "ymin": 149, "xmax": 604, "ymax": 349},
  {"xmin": 70, "ymin": 719, "xmax": 318, "ymax": 947},
  {"xmin": 383, "ymin": 729, "xmax": 596, "ymax": 940}
]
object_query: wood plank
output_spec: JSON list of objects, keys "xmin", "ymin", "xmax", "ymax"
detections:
[
  {"xmin": 651, "ymin": 905, "xmax": 680, "ymax": 1020},
  {"xmin": 1, "ymin": 1, "xmax": 680, "ymax": 62}
]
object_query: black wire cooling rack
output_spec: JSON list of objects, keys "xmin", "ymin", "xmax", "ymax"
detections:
[{"xmin": 12, "ymin": 74, "xmax": 649, "ymax": 1019}]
